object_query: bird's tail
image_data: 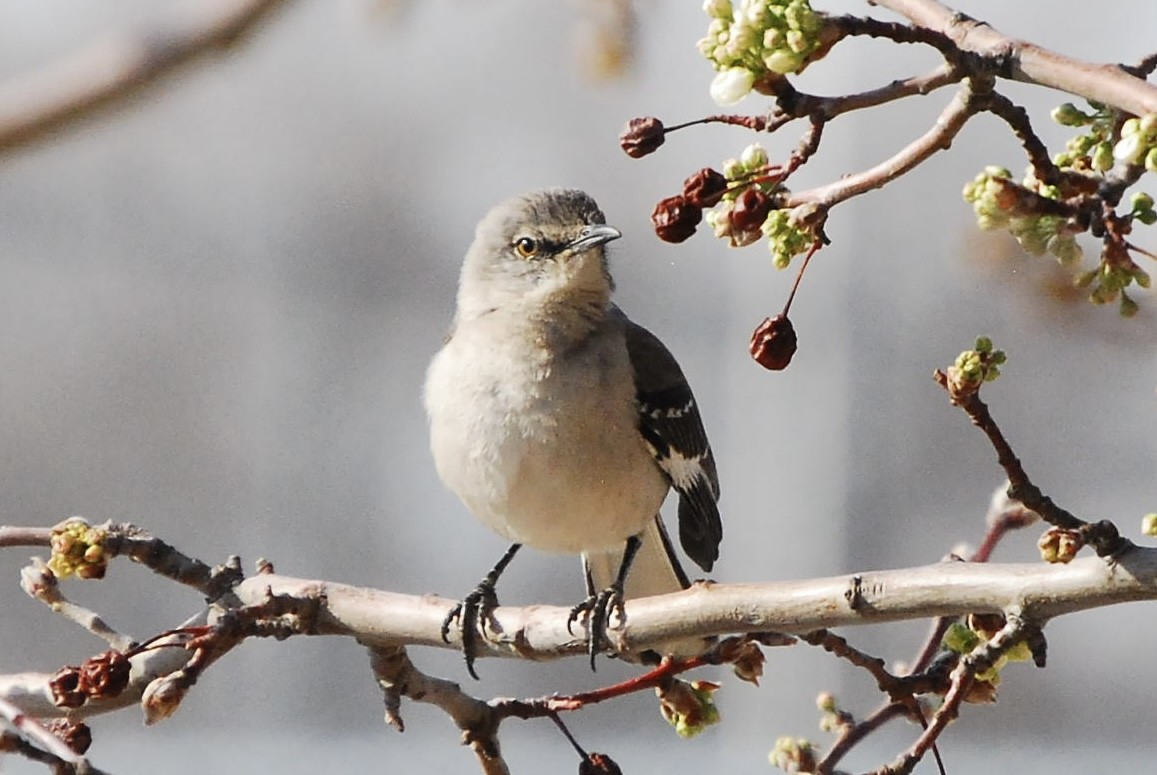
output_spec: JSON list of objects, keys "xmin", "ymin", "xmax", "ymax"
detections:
[{"xmin": 582, "ymin": 517, "xmax": 711, "ymax": 659}]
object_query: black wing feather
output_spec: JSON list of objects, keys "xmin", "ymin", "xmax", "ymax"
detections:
[{"xmin": 623, "ymin": 317, "xmax": 722, "ymax": 572}]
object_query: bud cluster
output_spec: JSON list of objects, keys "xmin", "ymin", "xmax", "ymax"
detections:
[
  {"xmin": 769, "ymin": 736, "xmax": 816, "ymax": 773},
  {"xmin": 1050, "ymin": 101, "xmax": 1120, "ymax": 174},
  {"xmin": 1074, "ymin": 256, "xmax": 1150, "ymax": 317},
  {"xmin": 964, "ymin": 106, "xmax": 1157, "ymax": 317},
  {"xmin": 657, "ymin": 679, "xmax": 722, "ymax": 738},
  {"xmin": 815, "ymin": 691, "xmax": 853, "ymax": 733},
  {"xmin": 48, "ymin": 518, "xmax": 109, "ymax": 580},
  {"xmin": 940, "ymin": 620, "xmax": 1034, "ymax": 702},
  {"xmin": 962, "ymin": 166, "xmax": 1082, "ymax": 265},
  {"xmin": 948, "ymin": 336, "xmax": 1006, "ymax": 394},
  {"xmin": 698, "ymin": 0, "xmax": 825, "ymax": 106},
  {"xmin": 705, "ymin": 142, "xmax": 813, "ymax": 266},
  {"xmin": 1038, "ymin": 526, "xmax": 1084, "ymax": 564}
]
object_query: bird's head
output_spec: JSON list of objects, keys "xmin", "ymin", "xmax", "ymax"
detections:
[{"xmin": 457, "ymin": 189, "xmax": 622, "ymax": 320}]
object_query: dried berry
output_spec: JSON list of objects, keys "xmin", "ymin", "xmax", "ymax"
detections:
[
  {"xmin": 46, "ymin": 719, "xmax": 93, "ymax": 755},
  {"xmin": 79, "ymin": 651, "xmax": 131, "ymax": 700},
  {"xmin": 731, "ymin": 187, "xmax": 772, "ymax": 232},
  {"xmin": 750, "ymin": 314, "xmax": 797, "ymax": 370},
  {"xmin": 619, "ymin": 117, "xmax": 665, "ymax": 159},
  {"xmin": 48, "ymin": 666, "xmax": 86, "ymax": 709},
  {"xmin": 651, "ymin": 195, "xmax": 702, "ymax": 243},
  {"xmin": 682, "ymin": 167, "xmax": 729, "ymax": 207}
]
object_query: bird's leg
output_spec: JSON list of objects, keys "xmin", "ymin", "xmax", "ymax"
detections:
[
  {"xmin": 442, "ymin": 543, "xmax": 521, "ymax": 680},
  {"xmin": 568, "ymin": 534, "xmax": 642, "ymax": 671}
]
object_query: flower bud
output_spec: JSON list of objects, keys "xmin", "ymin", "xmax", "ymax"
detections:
[
  {"xmin": 702, "ymin": 0, "xmax": 732, "ymax": 19},
  {"xmin": 1091, "ymin": 142, "xmax": 1114, "ymax": 172},
  {"xmin": 1113, "ymin": 133, "xmax": 1146, "ymax": 165},
  {"xmin": 1050, "ymin": 103, "xmax": 1089, "ymax": 127},
  {"xmin": 740, "ymin": 142, "xmax": 769, "ymax": 171},
  {"xmin": 710, "ymin": 67, "xmax": 755, "ymax": 106},
  {"xmin": 764, "ymin": 49, "xmax": 803, "ymax": 74}
]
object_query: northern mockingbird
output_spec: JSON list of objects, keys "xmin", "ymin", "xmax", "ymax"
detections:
[{"xmin": 425, "ymin": 189, "xmax": 721, "ymax": 677}]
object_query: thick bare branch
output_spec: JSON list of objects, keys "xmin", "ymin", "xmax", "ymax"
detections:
[
  {"xmin": 6, "ymin": 548, "xmax": 1154, "ymax": 722},
  {"xmin": 230, "ymin": 548, "xmax": 1157, "ymax": 666},
  {"xmin": 874, "ymin": 0, "xmax": 1157, "ymax": 115}
]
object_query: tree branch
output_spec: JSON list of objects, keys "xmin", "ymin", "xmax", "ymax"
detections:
[
  {"xmin": 873, "ymin": 0, "xmax": 1157, "ymax": 115},
  {"xmin": 6, "ymin": 547, "xmax": 1154, "ymax": 722},
  {"xmin": 0, "ymin": 0, "xmax": 291, "ymax": 156}
]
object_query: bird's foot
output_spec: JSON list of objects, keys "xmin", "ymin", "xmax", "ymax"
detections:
[
  {"xmin": 567, "ymin": 584, "xmax": 627, "ymax": 671},
  {"xmin": 441, "ymin": 580, "xmax": 500, "ymax": 680}
]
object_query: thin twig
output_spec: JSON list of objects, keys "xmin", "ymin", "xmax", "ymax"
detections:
[
  {"xmin": 20, "ymin": 559, "xmax": 136, "ymax": 652},
  {"xmin": 784, "ymin": 81, "xmax": 975, "ymax": 209},
  {"xmin": 764, "ymin": 62, "xmax": 962, "ymax": 131},
  {"xmin": 932, "ymin": 370, "xmax": 1131, "ymax": 556}
]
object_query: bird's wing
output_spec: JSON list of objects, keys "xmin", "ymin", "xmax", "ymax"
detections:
[{"xmin": 623, "ymin": 317, "xmax": 722, "ymax": 572}]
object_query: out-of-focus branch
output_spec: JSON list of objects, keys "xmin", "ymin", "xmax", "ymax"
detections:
[
  {"xmin": 0, "ymin": 697, "xmax": 103, "ymax": 775},
  {"xmin": 0, "ymin": 0, "xmax": 291, "ymax": 156}
]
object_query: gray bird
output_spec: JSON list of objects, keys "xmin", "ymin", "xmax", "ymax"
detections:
[{"xmin": 424, "ymin": 189, "xmax": 721, "ymax": 677}]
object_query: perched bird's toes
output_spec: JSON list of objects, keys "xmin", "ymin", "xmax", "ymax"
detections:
[
  {"xmin": 443, "ymin": 581, "xmax": 500, "ymax": 680},
  {"xmin": 568, "ymin": 586, "xmax": 626, "ymax": 671}
]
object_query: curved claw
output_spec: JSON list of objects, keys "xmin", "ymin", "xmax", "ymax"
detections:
[
  {"xmin": 569, "ymin": 586, "xmax": 626, "ymax": 671},
  {"xmin": 443, "ymin": 583, "xmax": 499, "ymax": 680}
]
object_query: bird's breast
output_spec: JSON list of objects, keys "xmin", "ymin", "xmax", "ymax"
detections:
[{"xmin": 425, "ymin": 322, "xmax": 669, "ymax": 553}]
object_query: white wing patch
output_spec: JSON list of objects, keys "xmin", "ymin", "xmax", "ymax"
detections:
[
  {"xmin": 644, "ymin": 397, "xmax": 695, "ymax": 420},
  {"xmin": 658, "ymin": 448, "xmax": 708, "ymax": 490}
]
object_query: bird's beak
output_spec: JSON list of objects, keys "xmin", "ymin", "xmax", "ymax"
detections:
[{"xmin": 568, "ymin": 224, "xmax": 622, "ymax": 253}]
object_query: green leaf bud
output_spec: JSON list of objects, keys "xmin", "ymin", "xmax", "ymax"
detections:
[
  {"xmin": 1120, "ymin": 292, "xmax": 1139, "ymax": 318},
  {"xmin": 1051, "ymin": 103, "xmax": 1090, "ymax": 127},
  {"xmin": 1091, "ymin": 142, "xmax": 1114, "ymax": 172}
]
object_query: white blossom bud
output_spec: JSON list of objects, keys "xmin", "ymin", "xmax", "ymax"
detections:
[{"xmin": 710, "ymin": 67, "xmax": 755, "ymax": 106}]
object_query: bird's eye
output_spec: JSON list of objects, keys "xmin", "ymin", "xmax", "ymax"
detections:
[{"xmin": 514, "ymin": 237, "xmax": 538, "ymax": 258}]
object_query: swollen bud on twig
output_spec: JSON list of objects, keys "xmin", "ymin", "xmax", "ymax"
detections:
[
  {"xmin": 750, "ymin": 314, "xmax": 797, "ymax": 370},
  {"xmin": 619, "ymin": 117, "xmax": 666, "ymax": 158},
  {"xmin": 1038, "ymin": 527, "xmax": 1083, "ymax": 563},
  {"xmin": 651, "ymin": 195, "xmax": 702, "ymax": 243}
]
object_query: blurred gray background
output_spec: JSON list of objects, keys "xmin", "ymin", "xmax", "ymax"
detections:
[{"xmin": 1, "ymin": 1, "xmax": 1155, "ymax": 772}]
